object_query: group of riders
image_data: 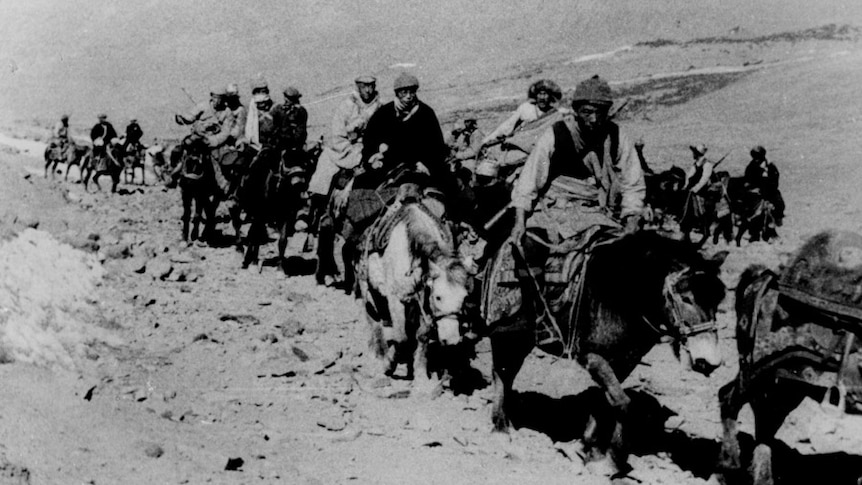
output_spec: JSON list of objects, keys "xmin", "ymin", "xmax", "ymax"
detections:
[
  {"xmin": 48, "ymin": 112, "xmax": 146, "ymax": 178},
  {"xmin": 46, "ymin": 72, "xmax": 785, "ymax": 291}
]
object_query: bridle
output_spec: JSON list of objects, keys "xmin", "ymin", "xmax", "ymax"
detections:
[
  {"xmin": 643, "ymin": 268, "xmax": 720, "ymax": 340},
  {"xmin": 413, "ymin": 262, "xmax": 469, "ymax": 342}
]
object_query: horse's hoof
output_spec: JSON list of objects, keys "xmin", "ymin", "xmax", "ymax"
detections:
[{"xmin": 585, "ymin": 454, "xmax": 619, "ymax": 478}]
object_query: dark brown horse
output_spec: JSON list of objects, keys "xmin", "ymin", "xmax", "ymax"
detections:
[
  {"xmin": 715, "ymin": 232, "xmax": 862, "ymax": 485},
  {"xmin": 82, "ymin": 143, "xmax": 124, "ymax": 193},
  {"xmin": 236, "ymin": 147, "xmax": 311, "ymax": 271},
  {"xmin": 177, "ymin": 137, "xmax": 217, "ymax": 243},
  {"xmin": 485, "ymin": 231, "xmax": 727, "ymax": 476}
]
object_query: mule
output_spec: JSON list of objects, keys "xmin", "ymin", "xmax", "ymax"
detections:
[
  {"xmin": 177, "ymin": 138, "xmax": 217, "ymax": 243},
  {"xmin": 715, "ymin": 242, "xmax": 862, "ymax": 484},
  {"xmin": 82, "ymin": 143, "xmax": 124, "ymax": 193},
  {"xmin": 734, "ymin": 189, "xmax": 781, "ymax": 246},
  {"xmin": 486, "ymin": 230, "xmax": 727, "ymax": 475},
  {"xmin": 357, "ymin": 198, "xmax": 473, "ymax": 392},
  {"xmin": 643, "ymin": 165, "xmax": 686, "ymax": 230},
  {"xmin": 44, "ymin": 142, "xmax": 90, "ymax": 182},
  {"xmin": 237, "ymin": 148, "xmax": 310, "ymax": 270}
]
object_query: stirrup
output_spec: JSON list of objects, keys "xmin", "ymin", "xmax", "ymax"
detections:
[{"xmin": 821, "ymin": 382, "xmax": 847, "ymax": 414}]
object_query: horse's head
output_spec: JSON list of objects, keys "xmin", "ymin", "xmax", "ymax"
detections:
[
  {"xmin": 424, "ymin": 257, "xmax": 472, "ymax": 346},
  {"xmin": 663, "ymin": 250, "xmax": 728, "ymax": 375}
]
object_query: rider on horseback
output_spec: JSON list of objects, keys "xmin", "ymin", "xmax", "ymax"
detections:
[
  {"xmin": 122, "ymin": 118, "xmax": 144, "ymax": 158},
  {"xmin": 510, "ymin": 74, "xmax": 646, "ymax": 248},
  {"xmin": 338, "ymin": 72, "xmax": 458, "ymax": 293},
  {"xmin": 50, "ymin": 114, "xmax": 73, "ymax": 162}
]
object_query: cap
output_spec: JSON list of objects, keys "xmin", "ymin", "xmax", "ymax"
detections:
[
  {"xmin": 750, "ymin": 145, "xmax": 766, "ymax": 158},
  {"xmin": 354, "ymin": 75, "xmax": 377, "ymax": 85},
  {"xmin": 61, "ymin": 114, "xmax": 69, "ymax": 120},
  {"xmin": 571, "ymin": 75, "xmax": 613, "ymax": 106},
  {"xmin": 393, "ymin": 72, "xmax": 419, "ymax": 91},
  {"xmin": 210, "ymin": 86, "xmax": 228, "ymax": 97},
  {"xmin": 528, "ymin": 79, "xmax": 562, "ymax": 101},
  {"xmin": 130, "ymin": 118, "xmax": 138, "ymax": 123},
  {"xmin": 97, "ymin": 113, "xmax": 107, "ymax": 120},
  {"xmin": 690, "ymin": 144, "xmax": 708, "ymax": 156},
  {"xmin": 283, "ymin": 86, "xmax": 302, "ymax": 99},
  {"xmin": 226, "ymin": 83, "xmax": 240, "ymax": 96}
]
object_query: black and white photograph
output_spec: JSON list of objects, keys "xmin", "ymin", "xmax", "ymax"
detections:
[{"xmin": 1, "ymin": 1, "xmax": 862, "ymax": 483}]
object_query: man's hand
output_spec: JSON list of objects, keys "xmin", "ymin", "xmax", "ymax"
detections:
[
  {"xmin": 623, "ymin": 214, "xmax": 641, "ymax": 235},
  {"xmin": 368, "ymin": 152, "xmax": 385, "ymax": 170},
  {"xmin": 510, "ymin": 208, "xmax": 527, "ymax": 245}
]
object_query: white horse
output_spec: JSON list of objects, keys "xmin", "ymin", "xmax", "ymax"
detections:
[{"xmin": 358, "ymin": 199, "xmax": 472, "ymax": 391}]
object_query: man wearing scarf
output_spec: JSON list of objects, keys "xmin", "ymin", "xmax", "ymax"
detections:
[
  {"xmin": 311, "ymin": 75, "xmax": 382, "ymax": 286},
  {"xmin": 338, "ymin": 72, "xmax": 451, "ymax": 293}
]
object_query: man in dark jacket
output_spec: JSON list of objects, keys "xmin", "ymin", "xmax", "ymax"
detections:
[
  {"xmin": 123, "ymin": 118, "xmax": 144, "ymax": 156},
  {"xmin": 90, "ymin": 113, "xmax": 118, "ymax": 161},
  {"xmin": 743, "ymin": 145, "xmax": 785, "ymax": 223}
]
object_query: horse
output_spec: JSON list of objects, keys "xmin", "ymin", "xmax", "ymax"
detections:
[
  {"xmin": 357, "ymin": 197, "xmax": 474, "ymax": 393},
  {"xmin": 485, "ymin": 230, "xmax": 727, "ymax": 476},
  {"xmin": 236, "ymin": 147, "xmax": 311, "ymax": 270},
  {"xmin": 82, "ymin": 142, "xmax": 124, "ymax": 193},
  {"xmin": 44, "ymin": 142, "xmax": 90, "ymax": 182},
  {"xmin": 176, "ymin": 137, "xmax": 218, "ymax": 243},
  {"xmin": 643, "ymin": 165, "xmax": 686, "ymax": 230},
  {"xmin": 734, "ymin": 188, "xmax": 782, "ymax": 246},
  {"xmin": 121, "ymin": 143, "xmax": 146, "ymax": 185},
  {"xmin": 715, "ymin": 231, "xmax": 862, "ymax": 485}
]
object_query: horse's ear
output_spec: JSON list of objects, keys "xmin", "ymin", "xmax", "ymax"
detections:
[{"xmin": 708, "ymin": 250, "xmax": 729, "ymax": 269}]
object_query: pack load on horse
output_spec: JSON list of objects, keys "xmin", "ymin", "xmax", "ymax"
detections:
[
  {"xmin": 716, "ymin": 230, "xmax": 862, "ymax": 485},
  {"xmin": 482, "ymin": 75, "xmax": 728, "ymax": 476},
  {"xmin": 356, "ymin": 188, "xmax": 474, "ymax": 393}
]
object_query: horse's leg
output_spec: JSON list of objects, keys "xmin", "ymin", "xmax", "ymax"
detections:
[
  {"xmin": 714, "ymin": 378, "xmax": 747, "ymax": 483},
  {"xmin": 111, "ymin": 170, "xmax": 119, "ymax": 193},
  {"xmin": 181, "ymin": 187, "xmax": 192, "ymax": 242},
  {"xmin": 228, "ymin": 203, "xmax": 244, "ymax": 252},
  {"xmin": 191, "ymin": 191, "xmax": 206, "ymax": 242},
  {"xmin": 242, "ymin": 218, "xmax": 262, "ymax": 269},
  {"xmin": 583, "ymin": 352, "xmax": 631, "ymax": 476},
  {"xmin": 489, "ymin": 315, "xmax": 535, "ymax": 432},
  {"xmin": 735, "ymin": 218, "xmax": 749, "ymax": 247},
  {"xmin": 202, "ymin": 193, "xmax": 219, "ymax": 242},
  {"xmin": 277, "ymin": 219, "xmax": 289, "ymax": 274},
  {"xmin": 385, "ymin": 298, "xmax": 407, "ymax": 378}
]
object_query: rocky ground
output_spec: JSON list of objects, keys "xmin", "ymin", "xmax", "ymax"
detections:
[{"xmin": 2, "ymin": 17, "xmax": 862, "ymax": 485}]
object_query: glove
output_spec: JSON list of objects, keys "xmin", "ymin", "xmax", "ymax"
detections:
[{"xmin": 368, "ymin": 151, "xmax": 385, "ymax": 170}]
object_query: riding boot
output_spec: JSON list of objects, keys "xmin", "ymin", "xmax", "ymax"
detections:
[{"xmin": 315, "ymin": 215, "xmax": 337, "ymax": 285}]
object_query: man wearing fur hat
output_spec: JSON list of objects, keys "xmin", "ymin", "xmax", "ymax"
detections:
[
  {"xmin": 510, "ymin": 74, "xmax": 646, "ymax": 245},
  {"xmin": 482, "ymin": 79, "xmax": 562, "ymax": 144}
]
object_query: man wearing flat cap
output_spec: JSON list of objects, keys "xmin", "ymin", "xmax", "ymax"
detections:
[
  {"xmin": 338, "ymin": 71, "xmax": 452, "ymax": 292},
  {"xmin": 122, "ymin": 118, "xmax": 144, "ymax": 157},
  {"xmin": 272, "ymin": 86, "xmax": 308, "ymax": 155},
  {"xmin": 310, "ymin": 74, "xmax": 383, "ymax": 286},
  {"xmin": 510, "ymin": 74, "xmax": 646, "ymax": 245},
  {"xmin": 90, "ymin": 113, "xmax": 118, "ymax": 162}
]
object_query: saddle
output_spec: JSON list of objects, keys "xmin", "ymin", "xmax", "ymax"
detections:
[{"xmin": 481, "ymin": 224, "xmax": 620, "ymax": 356}]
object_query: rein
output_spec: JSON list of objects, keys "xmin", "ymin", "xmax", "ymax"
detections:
[{"xmin": 647, "ymin": 268, "xmax": 719, "ymax": 339}]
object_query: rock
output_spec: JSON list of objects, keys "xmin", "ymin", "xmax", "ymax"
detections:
[
  {"xmin": 149, "ymin": 258, "xmax": 173, "ymax": 280},
  {"xmin": 260, "ymin": 333, "xmax": 279, "ymax": 344},
  {"xmin": 143, "ymin": 443, "xmax": 164, "ymax": 458},
  {"xmin": 170, "ymin": 253, "xmax": 194, "ymax": 264},
  {"xmin": 317, "ymin": 415, "xmax": 348, "ymax": 432},
  {"xmin": 127, "ymin": 257, "xmax": 147, "ymax": 274},
  {"xmin": 224, "ymin": 457, "xmax": 244, "ymax": 471},
  {"xmin": 279, "ymin": 319, "xmax": 304, "ymax": 338},
  {"xmin": 102, "ymin": 243, "xmax": 131, "ymax": 260}
]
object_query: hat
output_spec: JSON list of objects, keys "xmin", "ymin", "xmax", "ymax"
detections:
[
  {"xmin": 283, "ymin": 86, "xmax": 302, "ymax": 99},
  {"xmin": 253, "ymin": 93, "xmax": 272, "ymax": 104},
  {"xmin": 689, "ymin": 144, "xmax": 708, "ymax": 156},
  {"xmin": 354, "ymin": 75, "xmax": 377, "ymax": 85},
  {"xmin": 463, "ymin": 116, "xmax": 477, "ymax": 123},
  {"xmin": 226, "ymin": 83, "xmax": 240, "ymax": 96},
  {"xmin": 393, "ymin": 72, "xmax": 419, "ymax": 91},
  {"xmin": 97, "ymin": 113, "xmax": 107, "ymax": 120},
  {"xmin": 130, "ymin": 118, "xmax": 138, "ymax": 123},
  {"xmin": 475, "ymin": 160, "xmax": 499, "ymax": 178},
  {"xmin": 528, "ymin": 79, "xmax": 562, "ymax": 101},
  {"xmin": 750, "ymin": 145, "xmax": 766, "ymax": 158},
  {"xmin": 250, "ymin": 74, "xmax": 269, "ymax": 92},
  {"xmin": 61, "ymin": 114, "xmax": 69, "ymax": 120},
  {"xmin": 571, "ymin": 75, "xmax": 613, "ymax": 106},
  {"xmin": 210, "ymin": 86, "xmax": 228, "ymax": 97}
]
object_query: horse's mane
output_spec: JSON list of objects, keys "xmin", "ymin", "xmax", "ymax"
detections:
[
  {"xmin": 585, "ymin": 232, "xmax": 724, "ymax": 315},
  {"xmin": 403, "ymin": 204, "xmax": 468, "ymax": 287}
]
